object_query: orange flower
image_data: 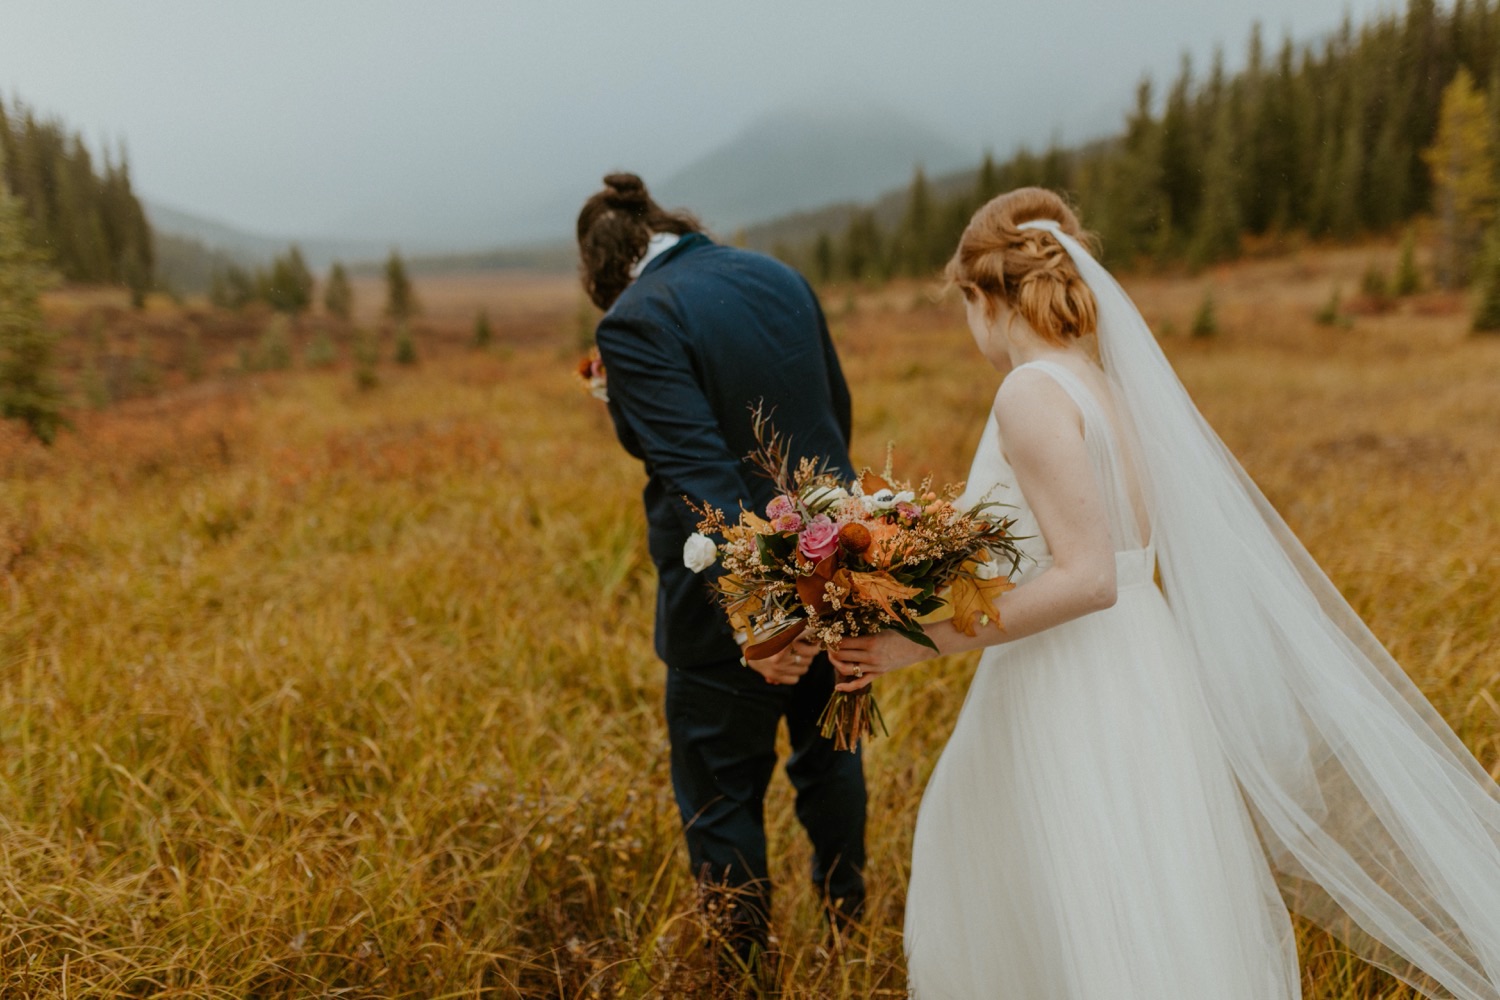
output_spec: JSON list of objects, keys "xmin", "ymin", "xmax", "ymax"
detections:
[
  {"xmin": 838, "ymin": 522, "xmax": 872, "ymax": 554},
  {"xmin": 863, "ymin": 520, "xmax": 902, "ymax": 568}
]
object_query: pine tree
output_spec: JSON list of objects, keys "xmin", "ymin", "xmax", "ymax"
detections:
[
  {"xmin": 324, "ymin": 261, "xmax": 352, "ymax": 320},
  {"xmin": 394, "ymin": 323, "xmax": 417, "ymax": 365},
  {"xmin": 1190, "ymin": 100, "xmax": 1243, "ymax": 265},
  {"xmin": 1159, "ymin": 54, "xmax": 1202, "ymax": 237},
  {"xmin": 1242, "ymin": 23, "xmax": 1305, "ymax": 236},
  {"xmin": 1191, "ymin": 290, "xmax": 1218, "ymax": 337},
  {"xmin": 0, "ymin": 180, "xmax": 66, "ymax": 443},
  {"xmin": 1315, "ymin": 286, "xmax": 1350, "ymax": 327},
  {"xmin": 842, "ymin": 211, "xmax": 884, "ymax": 284},
  {"xmin": 975, "ymin": 150, "xmax": 1001, "ymax": 204},
  {"xmin": 1329, "ymin": 112, "xmax": 1366, "ymax": 238},
  {"xmin": 473, "ymin": 307, "xmax": 493, "ymax": 349},
  {"xmin": 1394, "ymin": 230, "xmax": 1422, "ymax": 295},
  {"xmin": 1096, "ymin": 78, "xmax": 1168, "ymax": 262},
  {"xmin": 813, "ymin": 232, "xmax": 834, "ymax": 285},
  {"xmin": 123, "ymin": 239, "xmax": 151, "ymax": 309},
  {"xmin": 1366, "ymin": 119, "xmax": 1414, "ymax": 231},
  {"xmin": 352, "ymin": 327, "xmax": 379, "ymax": 390},
  {"xmin": 263, "ymin": 245, "xmax": 314, "ymax": 314},
  {"xmin": 1471, "ymin": 229, "xmax": 1500, "ymax": 331},
  {"xmin": 1423, "ymin": 68, "xmax": 1497, "ymax": 287},
  {"xmin": 385, "ymin": 250, "xmax": 416, "ymax": 320},
  {"xmin": 896, "ymin": 168, "xmax": 934, "ymax": 277}
]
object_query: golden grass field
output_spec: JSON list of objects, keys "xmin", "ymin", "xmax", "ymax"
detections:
[{"xmin": 1, "ymin": 239, "xmax": 1498, "ymax": 997}]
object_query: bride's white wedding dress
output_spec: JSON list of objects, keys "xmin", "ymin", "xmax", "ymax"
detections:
[
  {"xmin": 899, "ymin": 218, "xmax": 1500, "ymax": 1000},
  {"xmin": 905, "ymin": 359, "xmax": 1301, "ymax": 998}
]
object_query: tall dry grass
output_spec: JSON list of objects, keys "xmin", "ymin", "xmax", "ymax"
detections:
[{"xmin": 0, "ymin": 244, "xmax": 1497, "ymax": 997}]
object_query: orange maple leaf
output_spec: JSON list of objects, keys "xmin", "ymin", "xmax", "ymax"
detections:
[
  {"xmin": 848, "ymin": 570, "xmax": 923, "ymax": 619},
  {"xmin": 949, "ymin": 573, "xmax": 1016, "ymax": 636}
]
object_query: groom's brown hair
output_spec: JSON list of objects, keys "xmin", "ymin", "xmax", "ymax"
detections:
[{"xmin": 576, "ymin": 173, "xmax": 701, "ymax": 310}]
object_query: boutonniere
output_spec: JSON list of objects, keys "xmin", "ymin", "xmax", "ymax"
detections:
[{"xmin": 576, "ymin": 347, "xmax": 608, "ymax": 402}]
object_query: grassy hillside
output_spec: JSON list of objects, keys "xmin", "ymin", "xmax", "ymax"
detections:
[{"xmin": 1, "ymin": 242, "xmax": 1497, "ymax": 996}]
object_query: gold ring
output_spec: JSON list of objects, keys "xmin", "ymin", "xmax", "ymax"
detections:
[{"xmin": 853, "ymin": 666, "xmax": 864, "ymax": 678}]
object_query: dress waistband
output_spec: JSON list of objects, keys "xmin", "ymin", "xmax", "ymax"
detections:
[{"xmin": 1114, "ymin": 546, "xmax": 1157, "ymax": 589}]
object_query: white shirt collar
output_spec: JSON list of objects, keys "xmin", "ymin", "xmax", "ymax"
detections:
[{"xmin": 629, "ymin": 232, "xmax": 682, "ymax": 279}]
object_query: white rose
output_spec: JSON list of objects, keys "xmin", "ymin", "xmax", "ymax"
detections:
[{"xmin": 682, "ymin": 533, "xmax": 718, "ymax": 573}]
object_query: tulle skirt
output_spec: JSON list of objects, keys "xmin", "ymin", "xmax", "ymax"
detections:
[{"xmin": 905, "ymin": 561, "xmax": 1302, "ymax": 999}]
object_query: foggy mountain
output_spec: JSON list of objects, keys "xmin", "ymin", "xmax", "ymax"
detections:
[
  {"xmin": 145, "ymin": 103, "xmax": 975, "ymax": 273},
  {"xmin": 143, "ymin": 202, "xmax": 433, "ymax": 271},
  {"xmin": 420, "ymin": 102, "xmax": 977, "ymax": 265},
  {"xmin": 650, "ymin": 104, "xmax": 972, "ymax": 234}
]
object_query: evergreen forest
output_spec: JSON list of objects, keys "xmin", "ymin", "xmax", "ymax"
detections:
[
  {"xmin": 767, "ymin": 0, "xmax": 1500, "ymax": 285},
  {"xmin": 0, "ymin": 96, "xmax": 154, "ymax": 300}
]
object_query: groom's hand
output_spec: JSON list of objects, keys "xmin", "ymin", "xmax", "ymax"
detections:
[{"xmin": 745, "ymin": 635, "xmax": 822, "ymax": 686}]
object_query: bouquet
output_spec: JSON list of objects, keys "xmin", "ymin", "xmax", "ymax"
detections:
[
  {"xmin": 576, "ymin": 347, "xmax": 608, "ymax": 401},
  {"xmin": 687, "ymin": 410, "xmax": 1025, "ymax": 751}
]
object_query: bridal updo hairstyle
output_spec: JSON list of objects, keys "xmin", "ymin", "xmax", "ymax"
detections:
[
  {"xmin": 945, "ymin": 187, "xmax": 1101, "ymax": 346},
  {"xmin": 576, "ymin": 173, "xmax": 702, "ymax": 310}
]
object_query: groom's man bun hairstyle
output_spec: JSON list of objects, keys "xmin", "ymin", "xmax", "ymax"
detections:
[
  {"xmin": 946, "ymin": 187, "xmax": 1101, "ymax": 347},
  {"xmin": 576, "ymin": 173, "xmax": 702, "ymax": 310}
]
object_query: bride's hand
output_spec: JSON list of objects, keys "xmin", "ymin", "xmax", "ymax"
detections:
[{"xmin": 830, "ymin": 630, "xmax": 932, "ymax": 692}]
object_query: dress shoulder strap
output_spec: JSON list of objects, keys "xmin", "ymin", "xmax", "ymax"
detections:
[
  {"xmin": 1011, "ymin": 359, "xmax": 1151, "ymax": 553},
  {"xmin": 1013, "ymin": 359, "xmax": 1108, "ymax": 429}
]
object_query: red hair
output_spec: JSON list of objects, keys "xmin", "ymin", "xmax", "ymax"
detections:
[{"xmin": 945, "ymin": 187, "xmax": 1101, "ymax": 346}]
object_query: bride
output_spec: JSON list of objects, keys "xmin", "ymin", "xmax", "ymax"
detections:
[{"xmin": 828, "ymin": 188, "xmax": 1500, "ymax": 998}]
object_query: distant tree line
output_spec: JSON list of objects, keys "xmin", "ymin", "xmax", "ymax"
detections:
[
  {"xmin": 784, "ymin": 0, "xmax": 1500, "ymax": 282},
  {"xmin": 209, "ymin": 247, "xmax": 316, "ymax": 314},
  {"xmin": 209, "ymin": 249, "xmax": 419, "ymax": 322},
  {"xmin": 0, "ymin": 96, "xmax": 153, "ymax": 303}
]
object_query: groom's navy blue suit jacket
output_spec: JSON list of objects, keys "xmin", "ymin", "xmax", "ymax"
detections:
[{"xmin": 597, "ymin": 233, "xmax": 854, "ymax": 668}]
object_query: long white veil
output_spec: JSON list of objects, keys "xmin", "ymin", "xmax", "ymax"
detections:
[{"xmin": 1020, "ymin": 219, "xmax": 1500, "ymax": 997}]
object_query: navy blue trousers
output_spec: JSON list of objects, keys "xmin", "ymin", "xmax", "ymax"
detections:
[{"xmin": 665, "ymin": 652, "xmax": 867, "ymax": 955}]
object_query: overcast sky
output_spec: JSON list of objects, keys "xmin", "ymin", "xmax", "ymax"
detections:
[{"xmin": 2, "ymin": 0, "xmax": 1395, "ymax": 249}]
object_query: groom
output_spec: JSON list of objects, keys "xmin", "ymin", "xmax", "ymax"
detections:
[{"xmin": 576, "ymin": 173, "xmax": 866, "ymax": 966}]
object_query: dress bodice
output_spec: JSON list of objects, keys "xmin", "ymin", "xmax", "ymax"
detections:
[{"xmin": 959, "ymin": 359, "xmax": 1152, "ymax": 587}]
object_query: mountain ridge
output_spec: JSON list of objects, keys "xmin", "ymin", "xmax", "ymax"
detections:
[
  {"xmin": 145, "ymin": 103, "xmax": 979, "ymax": 276},
  {"xmin": 651, "ymin": 104, "xmax": 972, "ymax": 234}
]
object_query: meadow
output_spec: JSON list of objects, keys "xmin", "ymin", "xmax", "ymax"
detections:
[{"xmin": 1, "ymin": 240, "xmax": 1498, "ymax": 998}]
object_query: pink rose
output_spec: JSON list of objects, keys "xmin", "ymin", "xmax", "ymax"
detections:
[
  {"xmin": 771, "ymin": 513, "xmax": 804, "ymax": 533},
  {"xmin": 766, "ymin": 494, "xmax": 797, "ymax": 521},
  {"xmin": 798, "ymin": 515, "xmax": 840, "ymax": 561}
]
